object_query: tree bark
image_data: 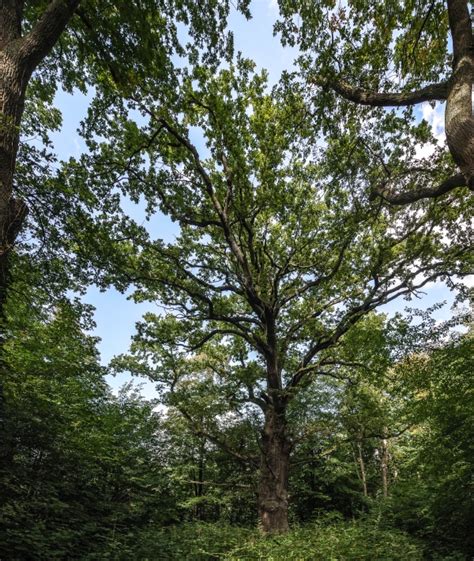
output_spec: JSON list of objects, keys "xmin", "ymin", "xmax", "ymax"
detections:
[
  {"xmin": 317, "ymin": 77, "xmax": 448, "ymax": 106},
  {"xmin": 0, "ymin": 1, "xmax": 28, "ymax": 309},
  {"xmin": 445, "ymin": 0, "xmax": 474, "ymax": 189},
  {"xmin": 258, "ymin": 402, "xmax": 291, "ymax": 533},
  {"xmin": 0, "ymin": 51, "xmax": 29, "ymax": 309},
  {"xmin": 371, "ymin": 172, "xmax": 467, "ymax": 205}
]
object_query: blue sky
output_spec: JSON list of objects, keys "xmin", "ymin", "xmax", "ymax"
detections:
[{"xmin": 50, "ymin": 0, "xmax": 467, "ymax": 398}]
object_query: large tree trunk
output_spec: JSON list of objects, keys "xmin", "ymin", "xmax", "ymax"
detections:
[
  {"xmin": 445, "ymin": 0, "xmax": 474, "ymax": 189},
  {"xmin": 0, "ymin": 3, "xmax": 30, "ymax": 310},
  {"xmin": 0, "ymin": 66, "xmax": 29, "ymax": 310},
  {"xmin": 258, "ymin": 403, "xmax": 291, "ymax": 533}
]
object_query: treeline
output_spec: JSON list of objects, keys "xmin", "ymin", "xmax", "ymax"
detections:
[{"xmin": 1, "ymin": 278, "xmax": 472, "ymax": 559}]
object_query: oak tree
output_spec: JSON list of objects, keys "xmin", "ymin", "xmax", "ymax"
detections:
[{"xmin": 111, "ymin": 61, "xmax": 470, "ymax": 532}]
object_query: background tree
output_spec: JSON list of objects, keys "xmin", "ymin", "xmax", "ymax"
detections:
[
  {"xmin": 0, "ymin": 0, "xmax": 250, "ymax": 312},
  {"xmin": 0, "ymin": 274, "xmax": 175, "ymax": 560},
  {"xmin": 384, "ymin": 324, "xmax": 474, "ymax": 557},
  {"xmin": 161, "ymin": 408, "xmax": 258, "ymax": 526}
]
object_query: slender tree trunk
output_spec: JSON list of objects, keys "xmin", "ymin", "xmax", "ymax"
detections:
[
  {"xmin": 194, "ymin": 438, "xmax": 205, "ymax": 520},
  {"xmin": 380, "ymin": 435, "xmax": 389, "ymax": 498},
  {"xmin": 356, "ymin": 440, "xmax": 368, "ymax": 497},
  {"xmin": 258, "ymin": 403, "xmax": 291, "ymax": 533}
]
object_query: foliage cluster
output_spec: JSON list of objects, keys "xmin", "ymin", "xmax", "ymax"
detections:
[{"xmin": 0, "ymin": 282, "xmax": 176, "ymax": 560}]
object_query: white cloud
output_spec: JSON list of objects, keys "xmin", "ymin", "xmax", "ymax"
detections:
[
  {"xmin": 461, "ymin": 275, "xmax": 474, "ymax": 288},
  {"xmin": 267, "ymin": 0, "xmax": 279, "ymax": 13},
  {"xmin": 415, "ymin": 102, "xmax": 446, "ymax": 160},
  {"xmin": 421, "ymin": 102, "xmax": 445, "ymax": 140}
]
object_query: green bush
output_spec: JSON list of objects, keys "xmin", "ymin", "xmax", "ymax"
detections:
[
  {"xmin": 223, "ymin": 519, "xmax": 424, "ymax": 561},
  {"xmin": 132, "ymin": 518, "xmax": 424, "ymax": 561},
  {"xmin": 132, "ymin": 523, "xmax": 254, "ymax": 560}
]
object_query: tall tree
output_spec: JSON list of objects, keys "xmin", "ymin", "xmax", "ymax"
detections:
[
  {"xmin": 0, "ymin": 0, "xmax": 79, "ymax": 308},
  {"xmin": 111, "ymin": 61, "xmax": 470, "ymax": 532},
  {"xmin": 275, "ymin": 0, "xmax": 474, "ymax": 204}
]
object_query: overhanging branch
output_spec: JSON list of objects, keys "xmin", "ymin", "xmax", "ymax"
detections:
[
  {"xmin": 372, "ymin": 173, "xmax": 468, "ymax": 204},
  {"xmin": 316, "ymin": 76, "xmax": 449, "ymax": 107},
  {"xmin": 178, "ymin": 406, "xmax": 258, "ymax": 466}
]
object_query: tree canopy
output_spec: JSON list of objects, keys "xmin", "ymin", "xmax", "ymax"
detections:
[
  {"xmin": 0, "ymin": 0, "xmax": 250, "ymax": 311},
  {"xmin": 108, "ymin": 60, "xmax": 470, "ymax": 532}
]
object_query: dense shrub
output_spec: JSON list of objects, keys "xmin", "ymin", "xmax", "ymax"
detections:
[{"xmin": 132, "ymin": 517, "xmax": 424, "ymax": 561}]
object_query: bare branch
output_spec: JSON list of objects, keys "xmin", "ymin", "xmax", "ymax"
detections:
[
  {"xmin": 285, "ymin": 257, "xmax": 459, "ymax": 391},
  {"xmin": 187, "ymin": 327, "xmax": 258, "ymax": 352},
  {"xmin": 177, "ymin": 406, "xmax": 259, "ymax": 466},
  {"xmin": 184, "ymin": 480, "xmax": 252, "ymax": 488}
]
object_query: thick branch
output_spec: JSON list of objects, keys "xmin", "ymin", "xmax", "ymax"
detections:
[
  {"xmin": 448, "ymin": 0, "xmax": 473, "ymax": 64},
  {"xmin": 318, "ymin": 77, "xmax": 449, "ymax": 107},
  {"xmin": 19, "ymin": 0, "xmax": 80, "ymax": 69},
  {"xmin": 372, "ymin": 172, "xmax": 468, "ymax": 204}
]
